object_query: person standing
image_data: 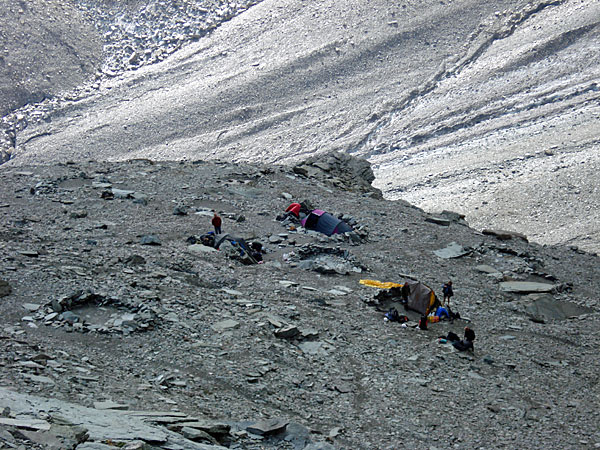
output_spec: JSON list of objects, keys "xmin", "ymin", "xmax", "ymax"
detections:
[
  {"xmin": 212, "ymin": 211, "xmax": 222, "ymax": 234},
  {"xmin": 442, "ymin": 280, "xmax": 453, "ymax": 307}
]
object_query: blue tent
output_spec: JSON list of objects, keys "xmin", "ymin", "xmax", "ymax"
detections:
[{"xmin": 301, "ymin": 209, "xmax": 353, "ymax": 236}]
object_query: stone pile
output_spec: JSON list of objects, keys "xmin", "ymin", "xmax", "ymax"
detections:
[
  {"xmin": 26, "ymin": 290, "xmax": 161, "ymax": 334},
  {"xmin": 283, "ymin": 244, "xmax": 367, "ymax": 275}
]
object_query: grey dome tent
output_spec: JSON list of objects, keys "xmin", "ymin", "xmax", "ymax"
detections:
[{"xmin": 301, "ymin": 209, "xmax": 353, "ymax": 236}]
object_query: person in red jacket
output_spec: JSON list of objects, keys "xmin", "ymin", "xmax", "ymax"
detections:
[
  {"xmin": 285, "ymin": 202, "xmax": 301, "ymax": 217},
  {"xmin": 211, "ymin": 212, "xmax": 222, "ymax": 234}
]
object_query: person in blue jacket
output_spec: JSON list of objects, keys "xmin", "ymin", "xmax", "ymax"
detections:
[{"xmin": 442, "ymin": 280, "xmax": 453, "ymax": 307}]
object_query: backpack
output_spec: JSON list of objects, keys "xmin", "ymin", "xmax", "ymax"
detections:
[{"xmin": 385, "ymin": 308, "xmax": 400, "ymax": 322}]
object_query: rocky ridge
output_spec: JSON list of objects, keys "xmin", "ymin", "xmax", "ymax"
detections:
[{"xmin": 1, "ymin": 153, "xmax": 599, "ymax": 449}]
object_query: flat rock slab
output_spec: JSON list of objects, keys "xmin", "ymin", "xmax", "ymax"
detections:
[
  {"xmin": 297, "ymin": 341, "xmax": 329, "ymax": 356},
  {"xmin": 433, "ymin": 242, "xmax": 470, "ymax": 259},
  {"xmin": 475, "ymin": 265, "xmax": 501, "ymax": 274},
  {"xmin": 525, "ymin": 295, "xmax": 592, "ymax": 321},
  {"xmin": 499, "ymin": 281, "xmax": 556, "ymax": 293},
  {"xmin": 0, "ymin": 418, "xmax": 51, "ymax": 431},
  {"xmin": 94, "ymin": 401, "xmax": 129, "ymax": 410},
  {"xmin": 0, "ymin": 387, "xmax": 224, "ymax": 449},
  {"xmin": 175, "ymin": 421, "xmax": 231, "ymax": 436},
  {"xmin": 126, "ymin": 411, "xmax": 188, "ymax": 418},
  {"xmin": 22, "ymin": 302, "xmax": 41, "ymax": 311},
  {"xmin": 211, "ymin": 319, "xmax": 240, "ymax": 332}
]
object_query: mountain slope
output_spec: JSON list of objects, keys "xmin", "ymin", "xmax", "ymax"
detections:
[{"xmin": 8, "ymin": 0, "xmax": 600, "ymax": 252}]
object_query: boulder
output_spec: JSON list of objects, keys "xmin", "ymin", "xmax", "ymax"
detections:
[
  {"xmin": 246, "ymin": 418, "xmax": 288, "ymax": 436},
  {"xmin": 274, "ymin": 325, "xmax": 300, "ymax": 339}
]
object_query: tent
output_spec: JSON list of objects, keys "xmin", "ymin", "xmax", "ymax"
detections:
[
  {"xmin": 402, "ymin": 279, "xmax": 440, "ymax": 315},
  {"xmin": 360, "ymin": 278, "xmax": 440, "ymax": 316},
  {"xmin": 301, "ymin": 210, "xmax": 353, "ymax": 236}
]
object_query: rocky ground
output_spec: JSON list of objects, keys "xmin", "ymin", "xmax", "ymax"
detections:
[{"xmin": 1, "ymin": 153, "xmax": 599, "ymax": 449}]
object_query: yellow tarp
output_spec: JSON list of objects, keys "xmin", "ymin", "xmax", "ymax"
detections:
[{"xmin": 359, "ymin": 279, "xmax": 403, "ymax": 289}]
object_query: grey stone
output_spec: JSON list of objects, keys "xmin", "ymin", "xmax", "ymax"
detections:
[
  {"xmin": 274, "ymin": 325, "xmax": 300, "ymax": 339},
  {"xmin": 60, "ymin": 311, "xmax": 80, "ymax": 324},
  {"xmin": 132, "ymin": 194, "xmax": 148, "ymax": 205},
  {"xmin": 433, "ymin": 242, "xmax": 471, "ymax": 259},
  {"xmin": 297, "ymin": 341, "xmax": 328, "ymax": 356},
  {"xmin": 140, "ymin": 235, "xmax": 161, "ymax": 245},
  {"xmin": 125, "ymin": 254, "xmax": 146, "ymax": 265},
  {"xmin": 440, "ymin": 210, "xmax": 467, "ymax": 223},
  {"xmin": 22, "ymin": 374, "xmax": 55, "ymax": 385},
  {"xmin": 173, "ymin": 206, "xmax": 188, "ymax": 215},
  {"xmin": 92, "ymin": 182, "xmax": 112, "ymax": 189},
  {"xmin": 22, "ymin": 302, "xmax": 41, "ymax": 311},
  {"xmin": 475, "ymin": 265, "xmax": 501, "ymax": 274},
  {"xmin": 176, "ymin": 421, "xmax": 231, "ymax": 436},
  {"xmin": 499, "ymin": 281, "xmax": 556, "ymax": 293},
  {"xmin": 246, "ymin": 418, "xmax": 288, "ymax": 436},
  {"xmin": 180, "ymin": 427, "xmax": 219, "ymax": 444},
  {"xmin": 111, "ymin": 188, "xmax": 135, "ymax": 199},
  {"xmin": 70, "ymin": 209, "xmax": 88, "ymax": 219},
  {"xmin": 188, "ymin": 243, "xmax": 218, "ymax": 253},
  {"xmin": 211, "ymin": 319, "xmax": 240, "ymax": 332}
]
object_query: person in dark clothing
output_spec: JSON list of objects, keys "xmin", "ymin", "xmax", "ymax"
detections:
[
  {"xmin": 442, "ymin": 281, "xmax": 454, "ymax": 307},
  {"xmin": 250, "ymin": 241, "xmax": 264, "ymax": 262},
  {"xmin": 452, "ymin": 327, "xmax": 475, "ymax": 351},
  {"xmin": 211, "ymin": 212, "xmax": 222, "ymax": 234}
]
